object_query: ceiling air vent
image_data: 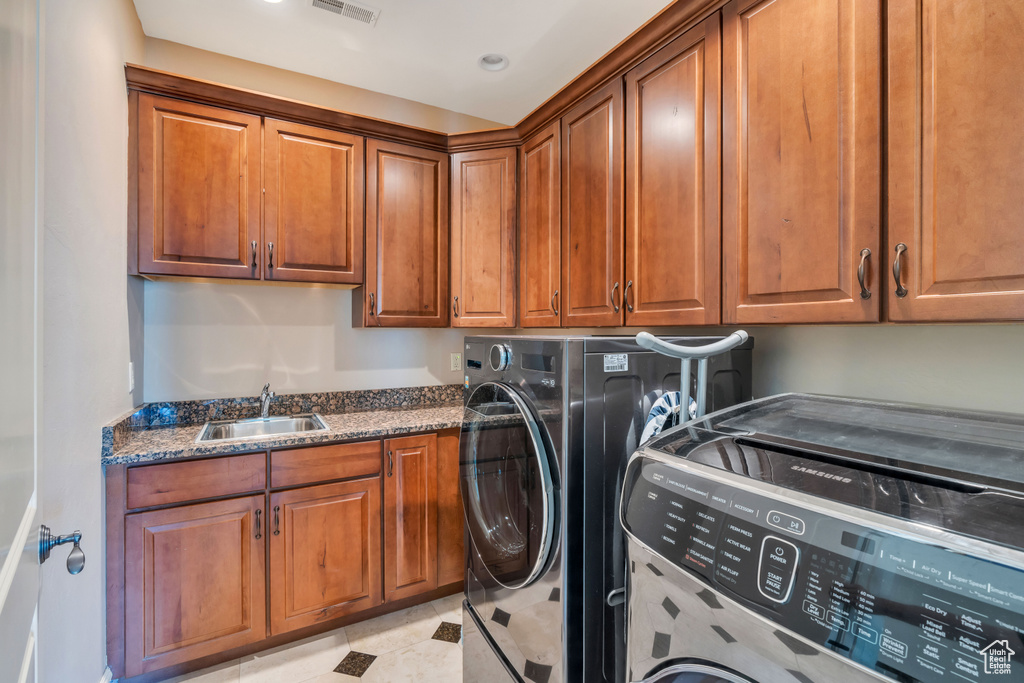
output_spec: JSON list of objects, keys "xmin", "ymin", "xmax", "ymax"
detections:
[{"xmin": 311, "ymin": 0, "xmax": 380, "ymax": 26}]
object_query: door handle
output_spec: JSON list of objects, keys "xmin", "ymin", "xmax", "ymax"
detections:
[
  {"xmin": 892, "ymin": 243, "xmax": 908, "ymax": 298},
  {"xmin": 857, "ymin": 249, "xmax": 872, "ymax": 300},
  {"xmin": 267, "ymin": 242, "xmax": 275, "ymax": 269},
  {"xmin": 254, "ymin": 509, "xmax": 262, "ymax": 540},
  {"xmin": 273, "ymin": 505, "xmax": 280, "ymax": 536},
  {"xmin": 387, "ymin": 450, "xmax": 393, "ymax": 477},
  {"xmin": 39, "ymin": 526, "xmax": 85, "ymax": 575},
  {"xmin": 453, "ymin": 296, "xmax": 460, "ymax": 318},
  {"xmin": 624, "ymin": 280, "xmax": 634, "ymax": 313},
  {"xmin": 251, "ymin": 240, "xmax": 258, "ymax": 269},
  {"xmin": 369, "ymin": 292, "xmax": 381, "ymax": 326},
  {"xmin": 610, "ymin": 282, "xmax": 620, "ymax": 313},
  {"xmin": 550, "ymin": 290, "xmax": 559, "ymax": 315}
]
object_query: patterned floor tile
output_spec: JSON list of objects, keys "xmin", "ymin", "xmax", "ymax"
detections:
[
  {"xmin": 334, "ymin": 651, "xmax": 376, "ymax": 677},
  {"xmin": 431, "ymin": 622, "xmax": 462, "ymax": 643}
]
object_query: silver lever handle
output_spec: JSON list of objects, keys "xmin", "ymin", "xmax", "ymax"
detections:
[
  {"xmin": 268, "ymin": 242, "xmax": 275, "ymax": 269},
  {"xmin": 251, "ymin": 241, "xmax": 258, "ymax": 268},
  {"xmin": 39, "ymin": 525, "xmax": 85, "ymax": 575}
]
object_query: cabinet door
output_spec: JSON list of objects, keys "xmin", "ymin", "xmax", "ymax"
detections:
[
  {"xmin": 451, "ymin": 148, "xmax": 517, "ymax": 327},
  {"xmin": 625, "ymin": 14, "xmax": 722, "ymax": 326},
  {"xmin": 383, "ymin": 433, "xmax": 438, "ymax": 602},
  {"xmin": 136, "ymin": 94, "xmax": 262, "ymax": 279},
  {"xmin": 124, "ymin": 496, "xmax": 266, "ymax": 677},
  {"xmin": 269, "ymin": 478, "xmax": 382, "ymax": 635},
  {"xmin": 436, "ymin": 429, "xmax": 464, "ymax": 587},
  {"xmin": 888, "ymin": 0, "xmax": 1024, "ymax": 321},
  {"xmin": 264, "ymin": 119, "xmax": 364, "ymax": 284},
  {"xmin": 722, "ymin": 0, "xmax": 881, "ymax": 323},
  {"xmin": 561, "ymin": 80, "xmax": 625, "ymax": 327},
  {"xmin": 519, "ymin": 122, "xmax": 562, "ymax": 327},
  {"xmin": 364, "ymin": 140, "xmax": 449, "ymax": 327}
]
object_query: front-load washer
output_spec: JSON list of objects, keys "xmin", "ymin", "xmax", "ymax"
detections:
[{"xmin": 621, "ymin": 394, "xmax": 1024, "ymax": 683}]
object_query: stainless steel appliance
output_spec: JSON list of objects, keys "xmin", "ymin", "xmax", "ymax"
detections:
[
  {"xmin": 460, "ymin": 335, "xmax": 754, "ymax": 683},
  {"xmin": 621, "ymin": 394, "xmax": 1024, "ymax": 682}
]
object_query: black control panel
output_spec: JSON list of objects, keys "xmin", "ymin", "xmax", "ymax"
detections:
[{"xmin": 623, "ymin": 458, "xmax": 1024, "ymax": 682}]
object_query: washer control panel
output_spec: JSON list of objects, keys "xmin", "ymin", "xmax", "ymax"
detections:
[{"xmin": 623, "ymin": 458, "xmax": 1024, "ymax": 683}]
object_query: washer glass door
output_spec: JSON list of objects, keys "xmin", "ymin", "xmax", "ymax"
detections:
[
  {"xmin": 640, "ymin": 663, "xmax": 754, "ymax": 683},
  {"xmin": 460, "ymin": 382, "xmax": 557, "ymax": 589}
]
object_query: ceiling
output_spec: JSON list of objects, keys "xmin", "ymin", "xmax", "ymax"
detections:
[{"xmin": 132, "ymin": 0, "xmax": 675, "ymax": 127}]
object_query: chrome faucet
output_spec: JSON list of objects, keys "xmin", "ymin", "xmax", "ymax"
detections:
[{"xmin": 259, "ymin": 383, "xmax": 275, "ymax": 419}]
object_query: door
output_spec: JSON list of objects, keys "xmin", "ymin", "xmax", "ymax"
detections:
[
  {"xmin": 264, "ymin": 119, "xmax": 364, "ymax": 284},
  {"xmin": 136, "ymin": 94, "xmax": 262, "ymax": 279},
  {"xmin": 460, "ymin": 383, "xmax": 557, "ymax": 588},
  {"xmin": 269, "ymin": 478, "xmax": 381, "ymax": 635},
  {"xmin": 519, "ymin": 122, "xmax": 562, "ymax": 327},
  {"xmin": 722, "ymin": 0, "xmax": 881, "ymax": 323},
  {"xmin": 625, "ymin": 14, "xmax": 722, "ymax": 326},
  {"xmin": 436, "ymin": 429, "xmax": 465, "ymax": 587},
  {"xmin": 364, "ymin": 140, "xmax": 449, "ymax": 327},
  {"xmin": 562, "ymin": 80, "xmax": 625, "ymax": 327},
  {"xmin": 888, "ymin": 0, "xmax": 1024, "ymax": 321},
  {"xmin": 0, "ymin": 0, "xmax": 40, "ymax": 680},
  {"xmin": 124, "ymin": 495, "xmax": 266, "ymax": 677},
  {"xmin": 383, "ymin": 433, "xmax": 438, "ymax": 602},
  {"xmin": 450, "ymin": 147, "xmax": 517, "ymax": 327}
]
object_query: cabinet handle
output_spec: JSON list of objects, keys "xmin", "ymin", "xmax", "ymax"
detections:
[
  {"xmin": 273, "ymin": 505, "xmax": 280, "ymax": 536},
  {"xmin": 268, "ymin": 242, "xmax": 275, "ymax": 269},
  {"xmin": 610, "ymin": 282, "xmax": 621, "ymax": 313},
  {"xmin": 369, "ymin": 292, "xmax": 381, "ymax": 326},
  {"xmin": 453, "ymin": 296, "xmax": 460, "ymax": 318},
  {"xmin": 857, "ymin": 249, "xmax": 872, "ymax": 300},
  {"xmin": 254, "ymin": 509, "xmax": 262, "ymax": 540},
  {"xmin": 624, "ymin": 280, "xmax": 634, "ymax": 313},
  {"xmin": 550, "ymin": 290, "xmax": 559, "ymax": 315},
  {"xmin": 892, "ymin": 243, "xmax": 908, "ymax": 298},
  {"xmin": 387, "ymin": 450, "xmax": 393, "ymax": 477},
  {"xmin": 251, "ymin": 241, "xmax": 258, "ymax": 269}
]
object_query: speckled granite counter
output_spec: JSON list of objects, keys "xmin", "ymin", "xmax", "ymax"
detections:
[{"xmin": 102, "ymin": 385, "xmax": 464, "ymax": 466}]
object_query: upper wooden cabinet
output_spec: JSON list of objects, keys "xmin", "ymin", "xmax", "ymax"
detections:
[
  {"xmin": 561, "ymin": 80, "xmax": 625, "ymax": 327},
  {"xmin": 625, "ymin": 14, "xmax": 722, "ymax": 326},
  {"xmin": 135, "ymin": 93, "xmax": 262, "ymax": 279},
  {"xmin": 519, "ymin": 122, "xmax": 563, "ymax": 328},
  {"xmin": 363, "ymin": 140, "xmax": 450, "ymax": 327},
  {"xmin": 887, "ymin": 0, "xmax": 1024, "ymax": 321},
  {"xmin": 450, "ymin": 148, "xmax": 517, "ymax": 327},
  {"xmin": 264, "ymin": 119, "xmax": 364, "ymax": 284},
  {"xmin": 721, "ymin": 0, "xmax": 882, "ymax": 324},
  {"xmin": 383, "ymin": 433, "xmax": 438, "ymax": 603}
]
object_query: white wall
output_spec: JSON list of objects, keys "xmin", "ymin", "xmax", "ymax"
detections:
[{"xmin": 40, "ymin": 1, "xmax": 144, "ymax": 681}]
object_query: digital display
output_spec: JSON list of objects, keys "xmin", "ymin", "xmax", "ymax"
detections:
[{"xmin": 623, "ymin": 460, "xmax": 1024, "ymax": 683}]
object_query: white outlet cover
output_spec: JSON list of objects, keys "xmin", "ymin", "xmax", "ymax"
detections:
[{"xmin": 450, "ymin": 352, "xmax": 462, "ymax": 372}]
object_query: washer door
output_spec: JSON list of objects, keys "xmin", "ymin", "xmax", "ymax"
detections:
[
  {"xmin": 640, "ymin": 663, "xmax": 755, "ymax": 683},
  {"xmin": 460, "ymin": 382, "xmax": 557, "ymax": 589}
]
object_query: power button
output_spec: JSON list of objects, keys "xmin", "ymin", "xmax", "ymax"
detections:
[{"xmin": 767, "ymin": 510, "xmax": 806, "ymax": 536}]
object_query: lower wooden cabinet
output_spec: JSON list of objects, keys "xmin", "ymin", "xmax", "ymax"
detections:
[
  {"xmin": 124, "ymin": 495, "xmax": 266, "ymax": 677},
  {"xmin": 383, "ymin": 433, "xmax": 438, "ymax": 602},
  {"xmin": 269, "ymin": 478, "xmax": 382, "ymax": 635}
]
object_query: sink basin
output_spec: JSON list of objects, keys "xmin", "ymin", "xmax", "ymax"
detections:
[{"xmin": 196, "ymin": 414, "xmax": 329, "ymax": 443}]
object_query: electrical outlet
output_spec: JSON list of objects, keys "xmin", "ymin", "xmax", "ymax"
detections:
[
  {"xmin": 450, "ymin": 352, "xmax": 462, "ymax": 372},
  {"xmin": 128, "ymin": 361, "xmax": 135, "ymax": 393}
]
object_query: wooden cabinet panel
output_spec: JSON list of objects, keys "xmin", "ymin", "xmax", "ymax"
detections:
[
  {"xmin": 271, "ymin": 440, "xmax": 381, "ymax": 489},
  {"xmin": 625, "ymin": 14, "xmax": 722, "ymax": 326},
  {"xmin": 561, "ymin": 80, "xmax": 625, "ymax": 327},
  {"xmin": 451, "ymin": 148, "xmax": 517, "ymax": 327},
  {"xmin": 436, "ymin": 429, "xmax": 464, "ymax": 586},
  {"xmin": 127, "ymin": 453, "xmax": 266, "ymax": 509},
  {"xmin": 136, "ymin": 94, "xmax": 262, "ymax": 279},
  {"xmin": 519, "ymin": 122, "xmax": 562, "ymax": 327},
  {"xmin": 124, "ymin": 496, "xmax": 266, "ymax": 677},
  {"xmin": 264, "ymin": 119, "xmax": 364, "ymax": 284},
  {"xmin": 383, "ymin": 433, "xmax": 438, "ymax": 602},
  {"xmin": 722, "ymin": 0, "xmax": 881, "ymax": 323},
  {"xmin": 269, "ymin": 478, "xmax": 382, "ymax": 635},
  {"xmin": 364, "ymin": 140, "xmax": 449, "ymax": 327},
  {"xmin": 888, "ymin": 0, "xmax": 1024, "ymax": 321}
]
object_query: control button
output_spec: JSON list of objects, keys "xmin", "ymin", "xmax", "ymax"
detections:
[
  {"xmin": 757, "ymin": 536, "xmax": 800, "ymax": 603},
  {"xmin": 489, "ymin": 344, "xmax": 512, "ymax": 371},
  {"xmin": 854, "ymin": 624, "xmax": 878, "ymax": 644},
  {"xmin": 802, "ymin": 600, "xmax": 825, "ymax": 620},
  {"xmin": 826, "ymin": 610, "xmax": 851, "ymax": 632},
  {"xmin": 880, "ymin": 635, "xmax": 908, "ymax": 658},
  {"xmin": 767, "ymin": 510, "xmax": 806, "ymax": 535}
]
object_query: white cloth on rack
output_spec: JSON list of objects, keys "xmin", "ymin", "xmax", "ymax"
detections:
[{"xmin": 640, "ymin": 391, "xmax": 698, "ymax": 443}]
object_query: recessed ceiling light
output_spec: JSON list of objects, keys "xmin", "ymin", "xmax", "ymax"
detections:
[
  {"xmin": 478, "ymin": 54, "xmax": 509, "ymax": 72},
  {"xmin": 263, "ymin": 0, "xmax": 284, "ymax": 4}
]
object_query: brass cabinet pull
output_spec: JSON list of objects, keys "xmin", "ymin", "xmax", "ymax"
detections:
[
  {"xmin": 857, "ymin": 249, "xmax": 872, "ymax": 300},
  {"xmin": 251, "ymin": 241, "xmax": 258, "ymax": 269},
  {"xmin": 268, "ymin": 242, "xmax": 275, "ymax": 269},
  {"xmin": 892, "ymin": 243, "xmax": 908, "ymax": 298},
  {"xmin": 273, "ymin": 505, "xmax": 280, "ymax": 536},
  {"xmin": 254, "ymin": 509, "xmax": 262, "ymax": 540},
  {"xmin": 624, "ymin": 280, "xmax": 634, "ymax": 312},
  {"xmin": 453, "ymin": 296, "xmax": 460, "ymax": 318},
  {"xmin": 610, "ymin": 282, "xmax": 621, "ymax": 313},
  {"xmin": 387, "ymin": 450, "xmax": 393, "ymax": 477},
  {"xmin": 551, "ymin": 290, "xmax": 559, "ymax": 315}
]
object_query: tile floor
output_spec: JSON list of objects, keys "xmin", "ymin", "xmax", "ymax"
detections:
[{"xmin": 167, "ymin": 594, "xmax": 463, "ymax": 683}]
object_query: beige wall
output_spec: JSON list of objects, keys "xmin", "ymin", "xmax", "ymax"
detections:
[
  {"xmin": 41, "ymin": 0, "xmax": 145, "ymax": 681},
  {"xmin": 141, "ymin": 37, "xmax": 501, "ymax": 133}
]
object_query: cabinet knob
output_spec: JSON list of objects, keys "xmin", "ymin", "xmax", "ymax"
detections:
[
  {"xmin": 39, "ymin": 525, "xmax": 85, "ymax": 575},
  {"xmin": 892, "ymin": 243, "xmax": 908, "ymax": 298}
]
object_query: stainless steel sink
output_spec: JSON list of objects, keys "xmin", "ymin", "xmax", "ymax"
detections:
[{"xmin": 196, "ymin": 414, "xmax": 329, "ymax": 443}]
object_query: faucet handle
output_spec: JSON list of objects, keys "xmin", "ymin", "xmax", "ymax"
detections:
[{"xmin": 261, "ymin": 382, "xmax": 271, "ymax": 396}]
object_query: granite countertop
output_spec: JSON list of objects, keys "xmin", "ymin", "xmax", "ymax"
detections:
[{"xmin": 102, "ymin": 385, "xmax": 464, "ymax": 466}]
